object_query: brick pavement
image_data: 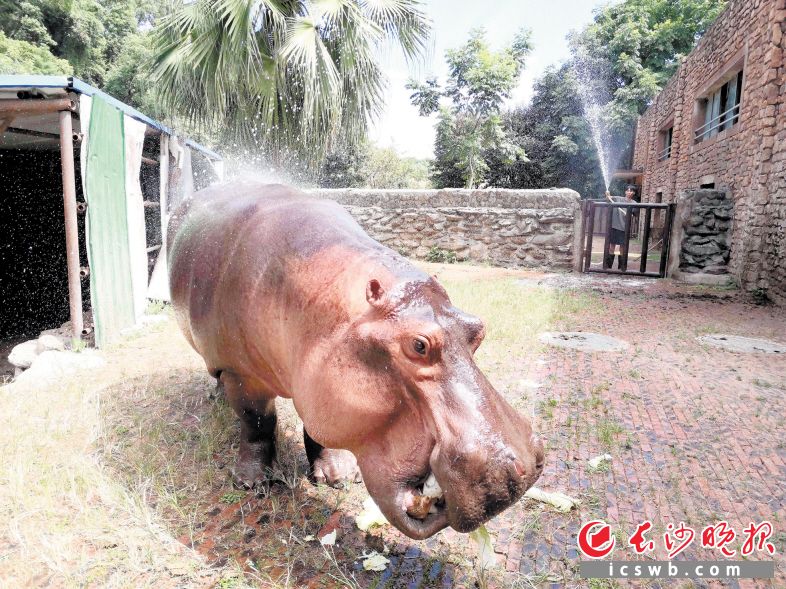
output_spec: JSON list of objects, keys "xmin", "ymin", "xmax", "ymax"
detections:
[{"xmin": 179, "ymin": 279, "xmax": 786, "ymax": 588}]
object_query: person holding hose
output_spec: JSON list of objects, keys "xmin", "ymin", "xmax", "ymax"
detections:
[{"xmin": 604, "ymin": 185, "xmax": 637, "ymax": 270}]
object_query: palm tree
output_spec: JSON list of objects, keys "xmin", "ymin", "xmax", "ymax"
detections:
[{"xmin": 152, "ymin": 0, "xmax": 430, "ymax": 166}]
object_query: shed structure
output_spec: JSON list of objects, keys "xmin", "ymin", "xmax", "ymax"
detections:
[{"xmin": 0, "ymin": 75, "xmax": 223, "ymax": 347}]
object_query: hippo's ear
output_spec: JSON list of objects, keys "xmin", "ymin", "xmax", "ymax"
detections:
[{"xmin": 366, "ymin": 279, "xmax": 385, "ymax": 307}]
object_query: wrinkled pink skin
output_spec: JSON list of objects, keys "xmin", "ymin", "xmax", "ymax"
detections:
[{"xmin": 168, "ymin": 180, "xmax": 544, "ymax": 539}]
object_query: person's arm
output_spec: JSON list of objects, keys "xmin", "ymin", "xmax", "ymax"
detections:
[{"xmin": 605, "ymin": 190, "xmax": 613, "ymax": 202}]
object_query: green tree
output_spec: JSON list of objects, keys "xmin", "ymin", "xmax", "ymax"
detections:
[
  {"xmin": 488, "ymin": 65, "xmax": 605, "ymax": 197},
  {"xmin": 0, "ymin": 0, "xmax": 169, "ymax": 107},
  {"xmin": 0, "ymin": 32, "xmax": 73, "ymax": 75},
  {"xmin": 151, "ymin": 0, "xmax": 430, "ymax": 168},
  {"xmin": 319, "ymin": 142, "xmax": 368, "ymax": 188},
  {"xmin": 484, "ymin": 0, "xmax": 728, "ymax": 195},
  {"xmin": 408, "ymin": 28, "xmax": 531, "ymax": 188},
  {"xmin": 319, "ymin": 141, "xmax": 431, "ymax": 188},
  {"xmin": 103, "ymin": 33, "xmax": 163, "ymax": 119},
  {"xmin": 360, "ymin": 145, "xmax": 431, "ymax": 189},
  {"xmin": 571, "ymin": 0, "xmax": 728, "ymax": 135}
]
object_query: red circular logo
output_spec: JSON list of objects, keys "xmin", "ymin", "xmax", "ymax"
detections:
[{"xmin": 577, "ymin": 520, "xmax": 616, "ymax": 559}]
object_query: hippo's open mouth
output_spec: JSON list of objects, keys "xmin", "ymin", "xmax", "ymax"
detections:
[{"xmin": 393, "ymin": 471, "xmax": 450, "ymax": 539}]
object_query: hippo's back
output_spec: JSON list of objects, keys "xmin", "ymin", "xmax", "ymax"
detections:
[{"xmin": 167, "ymin": 180, "xmax": 378, "ymax": 383}]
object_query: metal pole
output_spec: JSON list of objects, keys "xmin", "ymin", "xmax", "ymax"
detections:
[
  {"xmin": 639, "ymin": 207, "xmax": 653, "ymax": 274},
  {"xmin": 659, "ymin": 203, "xmax": 676, "ymax": 278},
  {"xmin": 59, "ymin": 110, "xmax": 84, "ymax": 343},
  {"xmin": 0, "ymin": 98, "xmax": 75, "ymax": 116},
  {"xmin": 159, "ymin": 134, "xmax": 170, "ymax": 249},
  {"xmin": 603, "ymin": 204, "xmax": 613, "ymax": 269},
  {"xmin": 621, "ymin": 204, "xmax": 633, "ymax": 272}
]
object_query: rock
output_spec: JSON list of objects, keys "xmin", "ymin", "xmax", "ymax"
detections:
[
  {"xmin": 530, "ymin": 232, "xmax": 571, "ymax": 246},
  {"xmin": 12, "ymin": 350, "xmax": 105, "ymax": 387},
  {"xmin": 683, "ymin": 241, "xmax": 722, "ymax": 256},
  {"xmin": 37, "ymin": 334, "xmax": 66, "ymax": 353},
  {"xmin": 8, "ymin": 340, "xmax": 39, "ymax": 369},
  {"xmin": 685, "ymin": 225, "xmax": 716, "ymax": 236},
  {"xmin": 697, "ymin": 334, "xmax": 784, "ymax": 354},
  {"xmin": 539, "ymin": 332, "xmax": 629, "ymax": 352},
  {"xmin": 703, "ymin": 265, "xmax": 729, "ymax": 274},
  {"xmin": 469, "ymin": 242, "xmax": 489, "ymax": 260}
]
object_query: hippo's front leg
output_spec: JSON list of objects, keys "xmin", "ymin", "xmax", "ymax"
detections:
[
  {"xmin": 304, "ymin": 429, "xmax": 362, "ymax": 487},
  {"xmin": 220, "ymin": 372, "xmax": 277, "ymax": 488}
]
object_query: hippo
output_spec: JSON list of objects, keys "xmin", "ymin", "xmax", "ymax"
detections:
[{"xmin": 167, "ymin": 180, "xmax": 544, "ymax": 539}]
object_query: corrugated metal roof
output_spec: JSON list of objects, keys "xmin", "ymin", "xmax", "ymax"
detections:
[{"xmin": 0, "ymin": 75, "xmax": 222, "ymax": 161}]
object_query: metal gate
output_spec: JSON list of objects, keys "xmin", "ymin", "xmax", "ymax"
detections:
[{"xmin": 580, "ymin": 200, "xmax": 675, "ymax": 278}]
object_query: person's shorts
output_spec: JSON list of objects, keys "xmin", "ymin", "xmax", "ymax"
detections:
[{"xmin": 610, "ymin": 228, "xmax": 626, "ymax": 245}]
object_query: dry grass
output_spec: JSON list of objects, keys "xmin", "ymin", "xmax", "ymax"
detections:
[
  {"xmin": 0, "ymin": 264, "xmax": 596, "ymax": 588},
  {"xmin": 0, "ymin": 332, "xmax": 228, "ymax": 587}
]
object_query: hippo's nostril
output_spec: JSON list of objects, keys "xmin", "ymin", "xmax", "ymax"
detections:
[{"xmin": 513, "ymin": 458, "xmax": 527, "ymax": 478}]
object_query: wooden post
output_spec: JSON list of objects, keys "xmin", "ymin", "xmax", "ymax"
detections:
[{"xmin": 59, "ymin": 110, "xmax": 84, "ymax": 342}]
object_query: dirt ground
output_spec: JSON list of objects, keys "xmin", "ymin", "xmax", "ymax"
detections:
[{"xmin": 2, "ymin": 263, "xmax": 785, "ymax": 588}]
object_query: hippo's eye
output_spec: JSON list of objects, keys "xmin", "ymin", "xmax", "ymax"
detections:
[{"xmin": 413, "ymin": 337, "xmax": 428, "ymax": 356}]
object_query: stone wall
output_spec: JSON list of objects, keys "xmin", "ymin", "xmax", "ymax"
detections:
[
  {"xmin": 633, "ymin": 0, "xmax": 786, "ymax": 303},
  {"xmin": 673, "ymin": 190, "xmax": 734, "ymax": 277},
  {"xmin": 306, "ymin": 188, "xmax": 582, "ymax": 270}
]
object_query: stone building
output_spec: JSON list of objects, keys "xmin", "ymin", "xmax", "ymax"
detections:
[{"xmin": 629, "ymin": 0, "xmax": 786, "ymax": 303}]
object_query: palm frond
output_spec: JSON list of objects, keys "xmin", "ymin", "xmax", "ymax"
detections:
[{"xmin": 151, "ymin": 0, "xmax": 431, "ymax": 168}]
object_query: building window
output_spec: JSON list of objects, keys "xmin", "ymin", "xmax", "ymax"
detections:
[
  {"xmin": 658, "ymin": 126, "xmax": 673, "ymax": 161},
  {"xmin": 695, "ymin": 70, "xmax": 743, "ymax": 142}
]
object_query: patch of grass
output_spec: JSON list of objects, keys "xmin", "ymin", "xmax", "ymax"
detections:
[
  {"xmin": 220, "ymin": 491, "xmax": 246, "ymax": 504},
  {"xmin": 597, "ymin": 419, "xmax": 625, "ymax": 449},
  {"xmin": 146, "ymin": 299, "xmax": 169, "ymax": 315},
  {"xmin": 425, "ymin": 246, "xmax": 457, "ymax": 264},
  {"xmin": 513, "ymin": 509, "xmax": 543, "ymax": 538},
  {"xmin": 539, "ymin": 398, "xmax": 559, "ymax": 420},
  {"xmin": 588, "ymin": 576, "xmax": 622, "ymax": 588},
  {"xmin": 751, "ymin": 287, "xmax": 770, "ymax": 305},
  {"xmin": 591, "ymin": 382, "xmax": 610, "ymax": 395},
  {"xmin": 440, "ymin": 278, "xmax": 596, "ymax": 372},
  {"xmin": 587, "ymin": 461, "xmax": 611, "ymax": 475}
]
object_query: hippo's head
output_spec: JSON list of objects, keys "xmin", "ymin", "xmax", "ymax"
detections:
[{"xmin": 325, "ymin": 275, "xmax": 544, "ymax": 539}]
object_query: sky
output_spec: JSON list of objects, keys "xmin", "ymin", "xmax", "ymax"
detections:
[{"xmin": 368, "ymin": 0, "xmax": 613, "ymax": 159}]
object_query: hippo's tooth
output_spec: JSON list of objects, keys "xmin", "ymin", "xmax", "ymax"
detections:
[{"xmin": 421, "ymin": 473, "xmax": 443, "ymax": 499}]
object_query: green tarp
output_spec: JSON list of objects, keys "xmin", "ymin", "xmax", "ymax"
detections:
[{"xmin": 84, "ymin": 96, "xmax": 134, "ymax": 347}]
